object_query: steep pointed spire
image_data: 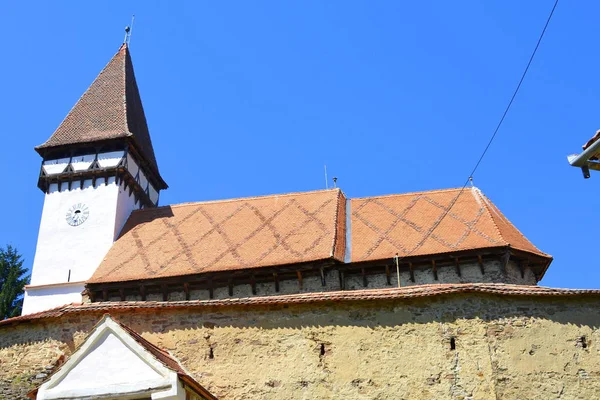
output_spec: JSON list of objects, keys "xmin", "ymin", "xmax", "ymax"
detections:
[{"xmin": 36, "ymin": 43, "xmax": 166, "ymax": 189}]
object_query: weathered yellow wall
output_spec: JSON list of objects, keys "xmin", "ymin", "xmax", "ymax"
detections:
[{"xmin": 1, "ymin": 293, "xmax": 599, "ymax": 399}]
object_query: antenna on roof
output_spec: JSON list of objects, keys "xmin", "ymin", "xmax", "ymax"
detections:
[
  {"xmin": 394, "ymin": 254, "xmax": 400, "ymax": 288},
  {"xmin": 324, "ymin": 165, "xmax": 329, "ymax": 189},
  {"xmin": 124, "ymin": 14, "xmax": 135, "ymax": 44}
]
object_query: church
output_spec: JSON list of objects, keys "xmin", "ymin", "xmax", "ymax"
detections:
[{"xmin": 1, "ymin": 42, "xmax": 600, "ymax": 400}]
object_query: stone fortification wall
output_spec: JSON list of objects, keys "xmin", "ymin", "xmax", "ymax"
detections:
[
  {"xmin": 114, "ymin": 259, "xmax": 537, "ymax": 303},
  {"xmin": 1, "ymin": 292, "xmax": 598, "ymax": 399}
]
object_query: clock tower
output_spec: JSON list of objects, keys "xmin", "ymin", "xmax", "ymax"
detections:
[{"xmin": 22, "ymin": 43, "xmax": 167, "ymax": 315}]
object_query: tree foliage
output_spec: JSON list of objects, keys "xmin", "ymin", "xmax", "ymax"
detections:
[{"xmin": 0, "ymin": 245, "xmax": 29, "ymax": 319}]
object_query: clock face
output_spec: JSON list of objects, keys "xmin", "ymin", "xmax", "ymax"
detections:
[{"xmin": 65, "ymin": 203, "xmax": 90, "ymax": 226}]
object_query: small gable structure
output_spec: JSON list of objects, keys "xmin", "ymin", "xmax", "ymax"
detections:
[{"xmin": 30, "ymin": 315, "xmax": 216, "ymax": 400}]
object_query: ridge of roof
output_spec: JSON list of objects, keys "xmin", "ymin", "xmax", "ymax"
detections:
[
  {"xmin": 351, "ymin": 187, "xmax": 463, "ymax": 200},
  {"xmin": 130, "ymin": 188, "xmax": 343, "ymax": 214},
  {"xmin": 471, "ymin": 187, "xmax": 508, "ymax": 247},
  {"xmin": 114, "ymin": 316, "xmax": 187, "ymax": 373},
  {"xmin": 331, "ymin": 189, "xmax": 347, "ymax": 260},
  {"xmin": 4, "ymin": 283, "xmax": 600, "ymax": 328}
]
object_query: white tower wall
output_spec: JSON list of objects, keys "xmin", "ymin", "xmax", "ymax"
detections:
[{"xmin": 23, "ymin": 177, "xmax": 139, "ymax": 315}]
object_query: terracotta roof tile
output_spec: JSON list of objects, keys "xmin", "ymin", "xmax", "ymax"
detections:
[
  {"xmin": 582, "ymin": 129, "xmax": 600, "ymax": 161},
  {"xmin": 35, "ymin": 44, "xmax": 165, "ymax": 187},
  {"xmin": 89, "ymin": 189, "xmax": 345, "ymax": 284},
  {"xmin": 351, "ymin": 187, "xmax": 550, "ymax": 262},
  {"xmin": 114, "ymin": 318, "xmax": 187, "ymax": 373},
  {"xmin": 89, "ymin": 187, "xmax": 549, "ymax": 284},
  {"xmin": 114, "ymin": 318, "xmax": 218, "ymax": 398},
  {"xmin": 3, "ymin": 284, "xmax": 598, "ymax": 328}
]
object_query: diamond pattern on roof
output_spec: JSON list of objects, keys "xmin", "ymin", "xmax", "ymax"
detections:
[
  {"xmin": 351, "ymin": 187, "xmax": 548, "ymax": 262},
  {"xmin": 89, "ymin": 190, "xmax": 345, "ymax": 283},
  {"xmin": 89, "ymin": 187, "xmax": 548, "ymax": 284}
]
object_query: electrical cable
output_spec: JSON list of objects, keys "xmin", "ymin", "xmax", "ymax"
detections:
[{"xmin": 394, "ymin": 0, "xmax": 559, "ymax": 267}]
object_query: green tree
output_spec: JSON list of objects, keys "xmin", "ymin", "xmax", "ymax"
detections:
[{"xmin": 0, "ymin": 245, "xmax": 29, "ymax": 318}]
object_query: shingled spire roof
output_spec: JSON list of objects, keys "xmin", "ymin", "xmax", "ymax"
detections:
[{"xmin": 36, "ymin": 43, "xmax": 166, "ymax": 188}]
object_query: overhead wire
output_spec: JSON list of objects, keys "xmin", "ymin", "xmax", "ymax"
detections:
[{"xmin": 393, "ymin": 0, "xmax": 560, "ymax": 270}]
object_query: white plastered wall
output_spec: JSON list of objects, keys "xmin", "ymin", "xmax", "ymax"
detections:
[
  {"xmin": 42, "ymin": 151, "xmax": 125, "ymax": 175},
  {"xmin": 22, "ymin": 283, "xmax": 85, "ymax": 315},
  {"xmin": 24, "ymin": 177, "xmax": 139, "ymax": 315},
  {"xmin": 36, "ymin": 316, "xmax": 186, "ymax": 400},
  {"xmin": 127, "ymin": 152, "xmax": 159, "ymax": 206},
  {"xmin": 115, "ymin": 179, "xmax": 139, "ymax": 239}
]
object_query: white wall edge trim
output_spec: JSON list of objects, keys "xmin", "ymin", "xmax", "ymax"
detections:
[{"xmin": 25, "ymin": 281, "xmax": 87, "ymax": 290}]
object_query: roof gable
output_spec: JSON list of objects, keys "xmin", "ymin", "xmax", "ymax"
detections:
[
  {"xmin": 48, "ymin": 331, "xmax": 166, "ymax": 394},
  {"xmin": 35, "ymin": 43, "xmax": 165, "ymax": 188},
  {"xmin": 34, "ymin": 315, "xmax": 215, "ymax": 400},
  {"xmin": 36, "ymin": 316, "xmax": 175, "ymax": 399}
]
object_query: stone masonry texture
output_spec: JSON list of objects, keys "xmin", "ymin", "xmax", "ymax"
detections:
[{"xmin": 1, "ymin": 293, "xmax": 599, "ymax": 399}]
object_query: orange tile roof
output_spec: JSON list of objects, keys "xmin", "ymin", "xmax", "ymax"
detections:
[
  {"xmin": 3, "ymin": 284, "xmax": 599, "ymax": 328},
  {"xmin": 89, "ymin": 187, "xmax": 549, "ymax": 284},
  {"xmin": 351, "ymin": 187, "xmax": 549, "ymax": 262},
  {"xmin": 89, "ymin": 189, "xmax": 346, "ymax": 284}
]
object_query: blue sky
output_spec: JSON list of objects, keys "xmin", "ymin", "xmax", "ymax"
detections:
[{"xmin": 1, "ymin": 1, "xmax": 598, "ymax": 288}]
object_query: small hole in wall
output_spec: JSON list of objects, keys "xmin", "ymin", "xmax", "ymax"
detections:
[
  {"xmin": 320, "ymin": 343, "xmax": 326, "ymax": 356},
  {"xmin": 450, "ymin": 337, "xmax": 456, "ymax": 351},
  {"xmin": 580, "ymin": 336, "xmax": 588, "ymax": 349},
  {"xmin": 209, "ymin": 347, "xmax": 214, "ymax": 359}
]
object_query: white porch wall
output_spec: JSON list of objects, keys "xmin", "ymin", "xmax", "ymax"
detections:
[
  {"xmin": 21, "ymin": 283, "xmax": 85, "ymax": 315},
  {"xmin": 42, "ymin": 157, "xmax": 70, "ymax": 175},
  {"xmin": 127, "ymin": 153, "xmax": 139, "ymax": 177},
  {"xmin": 115, "ymin": 180, "xmax": 139, "ymax": 239},
  {"xmin": 97, "ymin": 150, "xmax": 124, "ymax": 168},
  {"xmin": 70, "ymin": 154, "xmax": 94, "ymax": 171},
  {"xmin": 149, "ymin": 183, "xmax": 159, "ymax": 205},
  {"xmin": 58, "ymin": 333, "xmax": 164, "ymax": 390}
]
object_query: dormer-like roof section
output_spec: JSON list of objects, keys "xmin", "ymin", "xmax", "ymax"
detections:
[
  {"xmin": 35, "ymin": 43, "xmax": 166, "ymax": 189},
  {"xmin": 351, "ymin": 187, "xmax": 549, "ymax": 261},
  {"xmin": 89, "ymin": 189, "xmax": 346, "ymax": 283}
]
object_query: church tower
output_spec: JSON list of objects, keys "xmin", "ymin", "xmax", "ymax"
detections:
[{"xmin": 22, "ymin": 43, "xmax": 167, "ymax": 315}]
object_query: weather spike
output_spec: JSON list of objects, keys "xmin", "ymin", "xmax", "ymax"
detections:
[{"xmin": 124, "ymin": 14, "xmax": 135, "ymax": 44}]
